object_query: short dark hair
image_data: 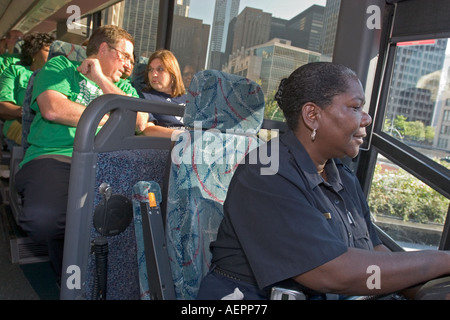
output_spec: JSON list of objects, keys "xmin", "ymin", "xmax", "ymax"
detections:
[
  {"xmin": 86, "ymin": 25, "xmax": 134, "ymax": 56},
  {"xmin": 275, "ymin": 62, "xmax": 360, "ymax": 131},
  {"xmin": 20, "ymin": 33, "xmax": 55, "ymax": 66}
]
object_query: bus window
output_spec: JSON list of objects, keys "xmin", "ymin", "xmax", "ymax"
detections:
[
  {"xmin": 101, "ymin": 1, "xmax": 161, "ymax": 57},
  {"xmin": 169, "ymin": 0, "xmax": 332, "ymax": 122},
  {"xmin": 369, "ymin": 153, "xmax": 449, "ymax": 251},
  {"xmin": 382, "ymin": 38, "xmax": 450, "ymax": 166}
]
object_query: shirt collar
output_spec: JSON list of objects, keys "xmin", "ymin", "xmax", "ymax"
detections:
[{"xmin": 280, "ymin": 129, "xmax": 344, "ymax": 191}]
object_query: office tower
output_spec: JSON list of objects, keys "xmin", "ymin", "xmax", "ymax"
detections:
[
  {"xmin": 171, "ymin": 15, "xmax": 210, "ymax": 72},
  {"xmin": 223, "ymin": 38, "xmax": 321, "ymax": 97},
  {"xmin": 121, "ymin": 0, "xmax": 159, "ymax": 58},
  {"xmin": 387, "ymin": 39, "xmax": 447, "ymax": 127},
  {"xmin": 175, "ymin": 0, "xmax": 190, "ymax": 17},
  {"xmin": 434, "ymin": 54, "xmax": 450, "ymax": 150},
  {"xmin": 231, "ymin": 7, "xmax": 271, "ymax": 54},
  {"xmin": 269, "ymin": 5, "xmax": 324, "ymax": 53},
  {"xmin": 321, "ymin": 0, "xmax": 340, "ymax": 58},
  {"xmin": 208, "ymin": 0, "xmax": 240, "ymax": 70}
]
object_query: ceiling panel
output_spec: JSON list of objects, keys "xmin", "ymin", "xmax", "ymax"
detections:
[{"xmin": 0, "ymin": 0, "xmax": 122, "ymax": 38}]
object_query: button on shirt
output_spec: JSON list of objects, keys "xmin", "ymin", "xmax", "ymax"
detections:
[{"xmin": 210, "ymin": 129, "xmax": 382, "ymax": 291}]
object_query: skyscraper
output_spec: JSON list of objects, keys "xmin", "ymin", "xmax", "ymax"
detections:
[
  {"xmin": 231, "ymin": 7, "xmax": 271, "ymax": 54},
  {"xmin": 208, "ymin": 0, "xmax": 240, "ymax": 70},
  {"xmin": 171, "ymin": 15, "xmax": 210, "ymax": 72},
  {"xmin": 175, "ymin": 0, "xmax": 190, "ymax": 17},
  {"xmin": 387, "ymin": 39, "xmax": 447, "ymax": 127},
  {"xmin": 121, "ymin": 0, "xmax": 159, "ymax": 58},
  {"xmin": 321, "ymin": 0, "xmax": 340, "ymax": 58}
]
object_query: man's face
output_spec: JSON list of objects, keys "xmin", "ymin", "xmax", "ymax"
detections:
[{"xmin": 100, "ymin": 39, "xmax": 134, "ymax": 82}]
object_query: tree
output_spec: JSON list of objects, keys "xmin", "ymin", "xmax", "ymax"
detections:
[
  {"xmin": 405, "ymin": 121, "xmax": 425, "ymax": 142},
  {"xmin": 385, "ymin": 115, "xmax": 435, "ymax": 145},
  {"xmin": 264, "ymin": 90, "xmax": 285, "ymax": 122}
]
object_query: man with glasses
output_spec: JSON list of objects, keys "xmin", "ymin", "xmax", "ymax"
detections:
[{"xmin": 15, "ymin": 25, "xmax": 148, "ymax": 284}]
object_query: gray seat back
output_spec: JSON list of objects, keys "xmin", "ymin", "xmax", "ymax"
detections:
[{"xmin": 60, "ymin": 94, "xmax": 184, "ymax": 300}]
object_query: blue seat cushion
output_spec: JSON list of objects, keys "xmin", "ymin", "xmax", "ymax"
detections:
[{"xmin": 184, "ymin": 70, "xmax": 265, "ymax": 132}]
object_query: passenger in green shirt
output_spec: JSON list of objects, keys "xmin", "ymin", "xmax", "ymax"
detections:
[
  {"xmin": 15, "ymin": 25, "xmax": 148, "ymax": 282},
  {"xmin": 0, "ymin": 53, "xmax": 20, "ymax": 74},
  {"xmin": 0, "ymin": 30, "xmax": 23, "ymax": 75},
  {"xmin": 0, "ymin": 32, "xmax": 54, "ymax": 149}
]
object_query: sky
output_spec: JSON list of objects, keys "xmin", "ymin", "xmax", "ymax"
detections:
[{"xmin": 189, "ymin": 0, "xmax": 326, "ymax": 25}]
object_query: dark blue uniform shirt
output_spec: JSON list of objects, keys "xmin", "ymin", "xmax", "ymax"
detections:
[
  {"xmin": 210, "ymin": 129, "xmax": 382, "ymax": 290},
  {"xmin": 140, "ymin": 90, "xmax": 186, "ymax": 127}
]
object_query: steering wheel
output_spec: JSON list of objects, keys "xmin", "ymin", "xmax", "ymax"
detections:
[{"xmin": 414, "ymin": 276, "xmax": 450, "ymax": 300}]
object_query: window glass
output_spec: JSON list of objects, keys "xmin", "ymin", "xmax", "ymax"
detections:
[
  {"xmin": 171, "ymin": 0, "xmax": 336, "ymax": 120},
  {"xmin": 382, "ymin": 38, "xmax": 450, "ymax": 166},
  {"xmin": 368, "ymin": 154, "xmax": 449, "ymax": 251},
  {"xmin": 102, "ymin": 0, "xmax": 161, "ymax": 57}
]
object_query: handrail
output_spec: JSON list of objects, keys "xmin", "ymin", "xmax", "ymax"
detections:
[
  {"xmin": 74, "ymin": 94, "xmax": 185, "ymax": 153},
  {"xmin": 61, "ymin": 94, "xmax": 184, "ymax": 300}
]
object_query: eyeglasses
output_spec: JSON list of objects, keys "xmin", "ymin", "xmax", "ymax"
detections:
[
  {"xmin": 108, "ymin": 44, "xmax": 135, "ymax": 66},
  {"xmin": 147, "ymin": 66, "xmax": 166, "ymax": 74}
]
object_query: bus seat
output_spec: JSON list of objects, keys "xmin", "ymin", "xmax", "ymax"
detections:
[
  {"xmin": 60, "ymin": 94, "xmax": 184, "ymax": 300},
  {"xmin": 47, "ymin": 40, "xmax": 86, "ymax": 62},
  {"xmin": 20, "ymin": 70, "xmax": 38, "ymax": 151},
  {"xmin": 84, "ymin": 148, "xmax": 170, "ymax": 300},
  {"xmin": 165, "ymin": 70, "xmax": 265, "ymax": 299},
  {"xmin": 8, "ymin": 68, "xmax": 38, "ymax": 227},
  {"xmin": 130, "ymin": 56, "xmax": 149, "ymax": 96}
]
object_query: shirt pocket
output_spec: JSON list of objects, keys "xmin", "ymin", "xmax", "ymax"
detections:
[{"xmin": 349, "ymin": 214, "xmax": 374, "ymax": 250}]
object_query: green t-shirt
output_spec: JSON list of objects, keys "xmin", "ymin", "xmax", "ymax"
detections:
[
  {"xmin": 21, "ymin": 55, "xmax": 139, "ymax": 166},
  {"xmin": 0, "ymin": 63, "xmax": 32, "ymax": 138},
  {"xmin": 0, "ymin": 53, "xmax": 21, "ymax": 75}
]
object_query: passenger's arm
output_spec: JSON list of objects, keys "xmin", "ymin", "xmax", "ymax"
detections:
[
  {"xmin": 77, "ymin": 58, "xmax": 148, "ymax": 132},
  {"xmin": 142, "ymin": 122, "xmax": 184, "ymax": 139},
  {"xmin": 37, "ymin": 90, "xmax": 109, "ymax": 127},
  {"xmin": 293, "ymin": 247, "xmax": 450, "ymax": 296},
  {"xmin": 135, "ymin": 111, "xmax": 149, "ymax": 132},
  {"xmin": 77, "ymin": 58, "xmax": 126, "ymax": 96},
  {"xmin": 0, "ymin": 101, "xmax": 22, "ymax": 120}
]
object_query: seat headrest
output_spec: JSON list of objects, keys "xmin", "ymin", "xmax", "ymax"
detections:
[
  {"xmin": 184, "ymin": 70, "xmax": 265, "ymax": 132},
  {"xmin": 130, "ymin": 56, "xmax": 149, "ymax": 94},
  {"xmin": 48, "ymin": 40, "xmax": 86, "ymax": 62}
]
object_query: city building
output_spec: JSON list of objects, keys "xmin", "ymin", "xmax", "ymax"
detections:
[
  {"xmin": 121, "ymin": 0, "xmax": 159, "ymax": 58},
  {"xmin": 321, "ymin": 0, "xmax": 340, "ymax": 59},
  {"xmin": 175, "ymin": 0, "xmax": 190, "ymax": 17},
  {"xmin": 171, "ymin": 15, "xmax": 210, "ymax": 73},
  {"xmin": 223, "ymin": 38, "xmax": 321, "ymax": 97},
  {"xmin": 270, "ymin": 5, "xmax": 324, "ymax": 53},
  {"xmin": 386, "ymin": 39, "xmax": 447, "ymax": 128},
  {"xmin": 208, "ymin": 0, "xmax": 240, "ymax": 70}
]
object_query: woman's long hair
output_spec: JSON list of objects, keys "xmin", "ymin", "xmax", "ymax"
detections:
[{"xmin": 143, "ymin": 49, "xmax": 186, "ymax": 97}]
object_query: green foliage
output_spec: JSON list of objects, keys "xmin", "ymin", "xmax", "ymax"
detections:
[
  {"xmin": 368, "ymin": 161, "xmax": 449, "ymax": 224},
  {"xmin": 264, "ymin": 90, "xmax": 285, "ymax": 122},
  {"xmin": 384, "ymin": 115, "xmax": 435, "ymax": 143}
]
